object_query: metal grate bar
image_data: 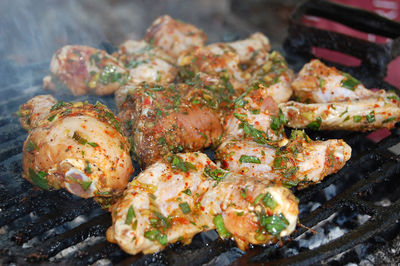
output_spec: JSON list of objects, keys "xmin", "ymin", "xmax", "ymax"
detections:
[{"xmin": 23, "ymin": 213, "xmax": 110, "ymax": 262}]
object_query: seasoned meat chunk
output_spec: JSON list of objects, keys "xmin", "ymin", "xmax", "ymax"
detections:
[{"xmin": 107, "ymin": 152, "xmax": 299, "ymax": 254}]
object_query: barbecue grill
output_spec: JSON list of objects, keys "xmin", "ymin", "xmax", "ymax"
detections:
[{"xmin": 1, "ymin": 0, "xmax": 400, "ymax": 265}]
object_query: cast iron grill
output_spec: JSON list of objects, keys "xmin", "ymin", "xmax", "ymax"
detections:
[{"xmin": 1, "ymin": 1, "xmax": 400, "ymax": 265}]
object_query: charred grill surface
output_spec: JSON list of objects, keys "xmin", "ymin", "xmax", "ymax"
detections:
[{"xmin": 1, "ymin": 1, "xmax": 400, "ymax": 265}]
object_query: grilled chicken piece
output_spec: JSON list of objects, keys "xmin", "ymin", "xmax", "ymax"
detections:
[
  {"xmin": 106, "ymin": 152, "xmax": 299, "ymax": 255},
  {"xmin": 178, "ymin": 42, "xmax": 246, "ymax": 92},
  {"xmin": 250, "ymin": 51, "xmax": 294, "ymax": 104},
  {"xmin": 280, "ymin": 95, "xmax": 400, "ymax": 131},
  {"xmin": 144, "ymin": 15, "xmax": 207, "ymax": 60},
  {"xmin": 43, "ymin": 45, "xmax": 129, "ymax": 96},
  {"xmin": 117, "ymin": 83, "xmax": 224, "ymax": 167},
  {"xmin": 224, "ymin": 83, "xmax": 287, "ymax": 142},
  {"xmin": 227, "ymin": 32, "xmax": 270, "ymax": 68},
  {"xmin": 20, "ymin": 95, "xmax": 133, "ymax": 203},
  {"xmin": 216, "ymin": 131, "xmax": 351, "ymax": 188},
  {"xmin": 114, "ymin": 40, "xmax": 178, "ymax": 85},
  {"xmin": 177, "ymin": 33, "xmax": 274, "ymax": 94},
  {"xmin": 291, "ymin": 59, "xmax": 376, "ymax": 103},
  {"xmin": 18, "ymin": 95, "xmax": 57, "ymax": 130}
]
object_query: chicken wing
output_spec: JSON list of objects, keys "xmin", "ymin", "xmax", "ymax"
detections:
[
  {"xmin": 106, "ymin": 152, "xmax": 299, "ymax": 254},
  {"xmin": 216, "ymin": 130, "xmax": 351, "ymax": 188},
  {"xmin": 291, "ymin": 59, "xmax": 376, "ymax": 103},
  {"xmin": 20, "ymin": 95, "xmax": 133, "ymax": 205},
  {"xmin": 43, "ymin": 45, "xmax": 129, "ymax": 96},
  {"xmin": 280, "ymin": 95, "xmax": 400, "ymax": 131},
  {"xmin": 114, "ymin": 40, "xmax": 178, "ymax": 85},
  {"xmin": 144, "ymin": 15, "xmax": 207, "ymax": 60}
]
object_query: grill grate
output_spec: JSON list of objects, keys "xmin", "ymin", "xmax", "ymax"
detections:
[{"xmin": 1, "ymin": 1, "xmax": 400, "ymax": 265}]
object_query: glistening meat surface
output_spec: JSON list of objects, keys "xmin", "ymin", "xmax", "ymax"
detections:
[{"xmin": 107, "ymin": 152, "xmax": 299, "ymax": 255}]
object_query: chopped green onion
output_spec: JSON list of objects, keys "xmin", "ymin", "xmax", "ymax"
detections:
[
  {"xmin": 339, "ymin": 108, "xmax": 348, "ymax": 117},
  {"xmin": 80, "ymin": 180, "xmax": 92, "ymax": 191},
  {"xmin": 72, "ymin": 131, "xmax": 87, "ymax": 145},
  {"xmin": 240, "ymin": 187, "xmax": 248, "ymax": 199},
  {"xmin": 213, "ymin": 214, "xmax": 231, "ymax": 238},
  {"xmin": 203, "ymin": 167, "xmax": 228, "ymax": 182},
  {"xmin": 84, "ymin": 163, "xmax": 92, "ymax": 174},
  {"xmin": 252, "ymin": 193, "xmax": 264, "ymax": 205},
  {"xmin": 383, "ymin": 117, "xmax": 396, "ymax": 123},
  {"xmin": 132, "ymin": 220, "xmax": 138, "ymax": 230},
  {"xmin": 233, "ymin": 113, "xmax": 247, "ymax": 120},
  {"xmin": 239, "ymin": 155, "xmax": 261, "ymax": 164},
  {"xmin": 170, "ymin": 155, "xmax": 197, "ymax": 172},
  {"xmin": 125, "ymin": 205, "xmax": 136, "ymax": 224},
  {"xmin": 182, "ymin": 189, "xmax": 192, "ymax": 196},
  {"xmin": 47, "ymin": 114, "xmax": 57, "ymax": 122},
  {"xmin": 353, "ymin": 115, "xmax": 362, "ymax": 122},
  {"xmin": 262, "ymin": 192, "xmax": 277, "ymax": 209},
  {"xmin": 259, "ymin": 213, "xmax": 289, "ymax": 235},
  {"xmin": 307, "ymin": 116, "xmax": 322, "ymax": 130},
  {"xmin": 25, "ymin": 140, "xmax": 38, "ymax": 152},
  {"xmin": 28, "ymin": 168, "xmax": 49, "ymax": 190},
  {"xmin": 158, "ymin": 234, "xmax": 168, "ymax": 245},
  {"xmin": 340, "ymin": 73, "xmax": 360, "ymax": 91},
  {"xmin": 50, "ymin": 101, "xmax": 67, "ymax": 111},
  {"xmin": 319, "ymin": 78, "xmax": 325, "ymax": 88},
  {"xmin": 283, "ymin": 180, "xmax": 299, "ymax": 188},
  {"xmin": 270, "ymin": 109, "xmax": 287, "ymax": 131},
  {"xmin": 366, "ymin": 111, "xmax": 375, "ymax": 123},
  {"xmin": 179, "ymin": 202, "xmax": 191, "ymax": 214}
]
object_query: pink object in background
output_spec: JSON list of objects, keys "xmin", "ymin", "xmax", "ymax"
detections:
[{"xmin": 301, "ymin": 0, "xmax": 400, "ymax": 88}]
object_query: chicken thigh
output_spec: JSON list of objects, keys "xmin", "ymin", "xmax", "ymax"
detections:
[
  {"xmin": 43, "ymin": 45, "xmax": 129, "ymax": 96},
  {"xmin": 20, "ymin": 95, "xmax": 133, "ymax": 205}
]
